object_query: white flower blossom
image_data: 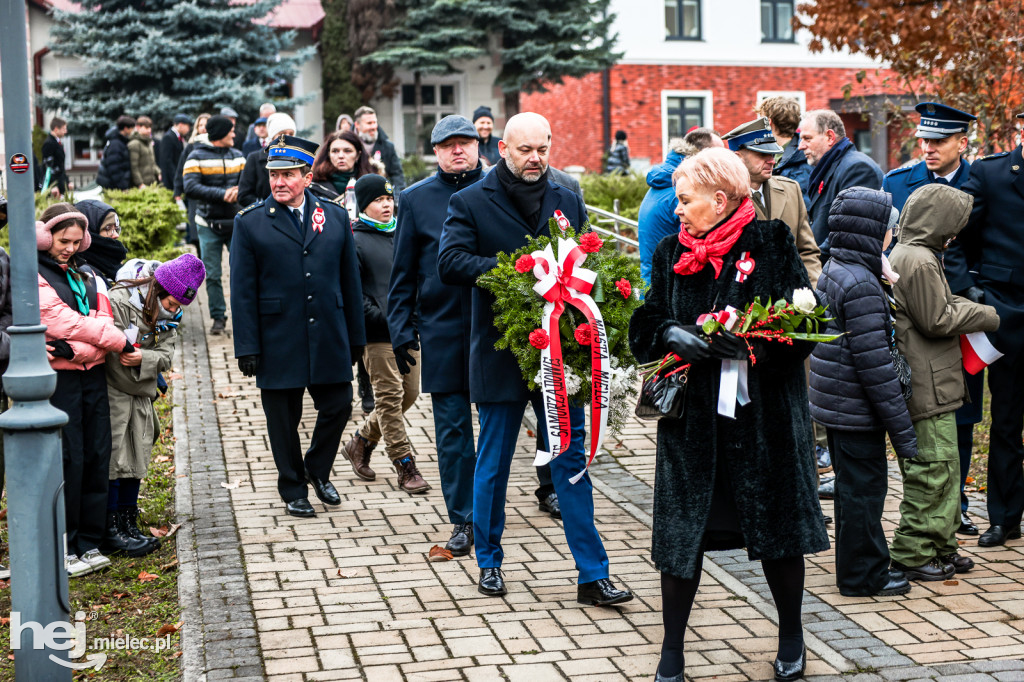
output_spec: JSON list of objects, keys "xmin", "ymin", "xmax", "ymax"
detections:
[{"xmin": 792, "ymin": 287, "xmax": 817, "ymax": 314}]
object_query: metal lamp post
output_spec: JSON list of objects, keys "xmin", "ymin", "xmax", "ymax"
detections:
[{"xmin": 0, "ymin": 0, "xmax": 74, "ymax": 678}]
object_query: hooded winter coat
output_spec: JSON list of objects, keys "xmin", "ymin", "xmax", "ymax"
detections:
[
  {"xmin": 888, "ymin": 184, "xmax": 999, "ymax": 422},
  {"xmin": 808, "ymin": 188, "xmax": 917, "ymax": 458},
  {"xmin": 76, "ymin": 199, "xmax": 128, "ymax": 284},
  {"xmin": 105, "ymin": 285, "xmax": 177, "ymax": 478},
  {"xmin": 96, "ymin": 128, "xmax": 132, "ymax": 190},
  {"xmin": 127, "ymin": 131, "xmax": 160, "ymax": 186},
  {"xmin": 629, "ymin": 211, "xmax": 829, "ymax": 579},
  {"xmin": 638, "ymin": 149, "xmax": 685, "ymax": 285}
]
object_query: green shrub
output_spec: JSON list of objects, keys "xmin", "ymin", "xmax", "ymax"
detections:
[
  {"xmin": 579, "ymin": 172, "xmax": 648, "ymax": 223},
  {"xmin": 101, "ymin": 186, "xmax": 185, "ymax": 262},
  {"xmin": 401, "ymin": 154, "xmax": 433, "ymax": 185}
]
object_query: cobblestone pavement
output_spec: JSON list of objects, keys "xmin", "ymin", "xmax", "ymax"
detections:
[{"xmin": 176, "ymin": 265, "xmax": 1024, "ymax": 681}]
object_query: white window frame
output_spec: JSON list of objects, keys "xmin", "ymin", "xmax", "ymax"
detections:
[
  {"xmin": 391, "ymin": 72, "xmax": 467, "ymax": 158},
  {"xmin": 756, "ymin": 90, "xmax": 807, "ymax": 112},
  {"xmin": 661, "ymin": 89, "xmax": 714, "ymax": 159}
]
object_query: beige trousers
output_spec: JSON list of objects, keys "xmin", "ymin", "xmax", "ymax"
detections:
[{"xmin": 357, "ymin": 343, "xmax": 420, "ymax": 461}]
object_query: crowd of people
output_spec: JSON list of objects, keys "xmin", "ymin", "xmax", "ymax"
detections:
[{"xmin": 5, "ymin": 89, "xmax": 1022, "ymax": 681}]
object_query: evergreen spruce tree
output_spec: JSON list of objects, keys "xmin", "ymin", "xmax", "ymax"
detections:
[
  {"xmin": 347, "ymin": 0, "xmax": 398, "ymax": 103},
  {"xmin": 321, "ymin": 0, "xmax": 364, "ymax": 129},
  {"xmin": 362, "ymin": 0, "xmax": 487, "ymax": 153},
  {"xmin": 43, "ymin": 0, "xmax": 313, "ymax": 136}
]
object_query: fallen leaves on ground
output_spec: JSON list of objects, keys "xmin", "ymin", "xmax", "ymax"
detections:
[
  {"xmin": 336, "ymin": 569, "xmax": 359, "ymax": 578},
  {"xmin": 427, "ymin": 546, "xmax": 453, "ymax": 562},
  {"xmin": 166, "ymin": 372, "xmax": 183, "ymax": 381},
  {"xmin": 155, "ymin": 621, "xmax": 183, "ymax": 637},
  {"xmin": 150, "ymin": 526, "xmax": 170, "ymax": 538},
  {"xmin": 220, "ymin": 481, "xmax": 240, "ymax": 489},
  {"xmin": 944, "ymin": 580, "xmax": 959, "ymax": 586},
  {"xmin": 137, "ymin": 571, "xmax": 160, "ymax": 583},
  {"xmin": 160, "ymin": 559, "xmax": 179, "ymax": 572}
]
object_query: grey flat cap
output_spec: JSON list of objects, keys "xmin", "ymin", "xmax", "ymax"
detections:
[
  {"xmin": 219, "ymin": 106, "xmax": 239, "ymax": 118},
  {"xmin": 431, "ymin": 115, "xmax": 479, "ymax": 145}
]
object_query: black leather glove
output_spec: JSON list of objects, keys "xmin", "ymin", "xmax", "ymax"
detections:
[
  {"xmin": 706, "ymin": 330, "xmax": 749, "ymax": 360},
  {"xmin": 48, "ymin": 339, "xmax": 74, "ymax": 360},
  {"xmin": 963, "ymin": 286, "xmax": 986, "ymax": 304},
  {"xmin": 237, "ymin": 355, "xmax": 259, "ymax": 377},
  {"xmin": 122, "ymin": 339, "xmax": 136, "ymax": 354},
  {"xmin": 662, "ymin": 325, "xmax": 710, "ymax": 363},
  {"xmin": 350, "ymin": 345, "xmax": 365, "ymax": 367},
  {"xmin": 393, "ymin": 340, "xmax": 419, "ymax": 376}
]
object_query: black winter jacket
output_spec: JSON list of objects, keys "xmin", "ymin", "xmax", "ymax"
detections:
[
  {"xmin": 353, "ymin": 220, "xmax": 395, "ymax": 343},
  {"xmin": 809, "ymin": 188, "xmax": 917, "ymax": 457},
  {"xmin": 96, "ymin": 129, "xmax": 132, "ymax": 190},
  {"xmin": 238, "ymin": 147, "xmax": 270, "ymax": 209}
]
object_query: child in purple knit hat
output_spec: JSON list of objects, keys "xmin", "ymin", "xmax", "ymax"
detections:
[{"xmin": 100, "ymin": 253, "xmax": 206, "ymax": 561}]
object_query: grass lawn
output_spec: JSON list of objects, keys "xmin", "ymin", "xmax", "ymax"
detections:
[{"xmin": 0, "ymin": 389, "xmax": 182, "ymax": 681}]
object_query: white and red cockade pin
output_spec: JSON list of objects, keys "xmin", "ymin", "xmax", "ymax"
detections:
[
  {"xmin": 735, "ymin": 252, "xmax": 755, "ymax": 282},
  {"xmin": 554, "ymin": 210, "xmax": 571, "ymax": 232},
  {"xmin": 311, "ymin": 206, "xmax": 326, "ymax": 233}
]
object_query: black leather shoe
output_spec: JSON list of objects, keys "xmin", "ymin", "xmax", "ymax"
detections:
[
  {"xmin": 940, "ymin": 552, "xmax": 975, "ymax": 573},
  {"xmin": 958, "ymin": 511, "xmax": 979, "ymax": 535},
  {"xmin": 285, "ymin": 499, "xmax": 316, "ymax": 518},
  {"xmin": 822, "ymin": 513, "xmax": 833, "ymax": 525},
  {"xmin": 773, "ymin": 645, "xmax": 806, "ymax": 681},
  {"xmin": 539, "ymin": 492, "xmax": 561, "ymax": 519},
  {"xmin": 654, "ymin": 669, "xmax": 684, "ymax": 682},
  {"xmin": 892, "ymin": 559, "xmax": 954, "ymax": 581},
  {"xmin": 876, "ymin": 570, "xmax": 911, "ymax": 596},
  {"xmin": 478, "ymin": 567, "xmax": 507, "ymax": 596},
  {"xmin": 306, "ymin": 469, "xmax": 341, "ymax": 506},
  {"xmin": 817, "ymin": 476, "xmax": 835, "ymax": 500},
  {"xmin": 978, "ymin": 524, "xmax": 1022, "ymax": 547},
  {"xmin": 446, "ymin": 523, "xmax": 473, "ymax": 557},
  {"xmin": 577, "ymin": 578, "xmax": 633, "ymax": 606}
]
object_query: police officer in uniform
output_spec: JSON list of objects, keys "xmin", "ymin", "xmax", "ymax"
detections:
[
  {"xmin": 883, "ymin": 102, "xmax": 982, "ymax": 535},
  {"xmin": 230, "ymin": 136, "xmax": 366, "ymax": 518},
  {"xmin": 945, "ymin": 112, "xmax": 1024, "ymax": 547}
]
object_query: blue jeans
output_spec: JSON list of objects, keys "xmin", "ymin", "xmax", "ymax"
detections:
[
  {"xmin": 431, "ymin": 392, "xmax": 477, "ymax": 525},
  {"xmin": 475, "ymin": 400, "xmax": 609, "ymax": 583},
  {"xmin": 197, "ymin": 223, "xmax": 230, "ymax": 320}
]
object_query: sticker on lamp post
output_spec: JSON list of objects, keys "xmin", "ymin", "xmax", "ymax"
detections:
[{"xmin": 9, "ymin": 154, "xmax": 30, "ymax": 174}]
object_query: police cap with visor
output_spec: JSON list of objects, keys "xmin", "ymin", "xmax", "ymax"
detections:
[
  {"xmin": 722, "ymin": 117, "xmax": 784, "ymax": 154},
  {"xmin": 915, "ymin": 102, "xmax": 976, "ymax": 139},
  {"xmin": 267, "ymin": 135, "xmax": 319, "ymax": 170}
]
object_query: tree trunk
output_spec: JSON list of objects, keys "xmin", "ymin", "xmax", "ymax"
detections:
[
  {"xmin": 504, "ymin": 90, "xmax": 520, "ymax": 119},
  {"xmin": 414, "ymin": 70, "xmax": 424, "ymax": 155}
]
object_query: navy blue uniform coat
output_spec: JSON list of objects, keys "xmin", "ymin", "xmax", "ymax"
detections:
[
  {"xmin": 944, "ymin": 147, "xmax": 1024, "ymax": 360},
  {"xmin": 883, "ymin": 158, "xmax": 971, "ymax": 212},
  {"xmin": 387, "ymin": 166, "xmax": 481, "ymax": 393},
  {"xmin": 807, "ymin": 148, "xmax": 883, "ymax": 258},
  {"xmin": 230, "ymin": 190, "xmax": 366, "ymax": 389},
  {"xmin": 437, "ymin": 170, "xmax": 588, "ymax": 403}
]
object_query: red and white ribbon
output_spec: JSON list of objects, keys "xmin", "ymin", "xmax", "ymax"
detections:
[
  {"xmin": 311, "ymin": 207, "xmax": 326, "ymax": 233},
  {"xmin": 735, "ymin": 252, "xmax": 755, "ymax": 282},
  {"xmin": 960, "ymin": 331, "xmax": 1002, "ymax": 375},
  {"xmin": 697, "ymin": 305, "xmax": 751, "ymax": 419},
  {"xmin": 531, "ymin": 236, "xmax": 611, "ymax": 484}
]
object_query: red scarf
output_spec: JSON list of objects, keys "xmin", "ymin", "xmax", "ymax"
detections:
[{"xmin": 674, "ymin": 198, "xmax": 755, "ymax": 278}]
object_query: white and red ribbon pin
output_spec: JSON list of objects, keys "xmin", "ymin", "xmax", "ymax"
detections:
[
  {"xmin": 311, "ymin": 207, "xmax": 326, "ymax": 233},
  {"xmin": 554, "ymin": 210, "xmax": 571, "ymax": 232},
  {"xmin": 735, "ymin": 252, "xmax": 755, "ymax": 282}
]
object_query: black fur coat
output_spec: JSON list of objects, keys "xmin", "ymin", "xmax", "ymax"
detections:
[{"xmin": 629, "ymin": 217, "xmax": 830, "ymax": 579}]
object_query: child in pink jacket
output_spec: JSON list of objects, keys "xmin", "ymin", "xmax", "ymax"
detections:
[{"xmin": 37, "ymin": 203, "xmax": 133, "ymax": 578}]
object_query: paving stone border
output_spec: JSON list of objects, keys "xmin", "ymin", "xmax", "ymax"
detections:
[{"xmin": 176, "ymin": 300, "xmax": 265, "ymax": 681}]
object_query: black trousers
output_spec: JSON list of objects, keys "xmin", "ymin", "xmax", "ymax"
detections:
[
  {"xmin": 828, "ymin": 428, "xmax": 891, "ymax": 596},
  {"xmin": 261, "ymin": 383, "xmax": 352, "ymax": 502},
  {"xmin": 986, "ymin": 354, "xmax": 1024, "ymax": 527},
  {"xmin": 51, "ymin": 366, "xmax": 112, "ymax": 556}
]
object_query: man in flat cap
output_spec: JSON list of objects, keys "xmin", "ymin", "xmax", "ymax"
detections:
[
  {"xmin": 884, "ymin": 102, "xmax": 983, "ymax": 536},
  {"xmin": 230, "ymin": 136, "xmax": 365, "ymax": 519},
  {"xmin": 945, "ymin": 112, "xmax": 1024, "ymax": 547}
]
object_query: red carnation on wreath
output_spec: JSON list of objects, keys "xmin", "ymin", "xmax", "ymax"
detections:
[
  {"xmin": 615, "ymin": 278, "xmax": 632, "ymax": 299},
  {"xmin": 529, "ymin": 329, "xmax": 550, "ymax": 349},
  {"xmin": 574, "ymin": 323, "xmax": 592, "ymax": 346},
  {"xmin": 579, "ymin": 232, "xmax": 604, "ymax": 253},
  {"xmin": 515, "ymin": 254, "xmax": 536, "ymax": 273}
]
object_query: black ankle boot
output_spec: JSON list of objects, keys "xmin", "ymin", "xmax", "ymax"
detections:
[
  {"xmin": 119, "ymin": 508, "xmax": 160, "ymax": 553},
  {"xmin": 100, "ymin": 510, "xmax": 154, "ymax": 557}
]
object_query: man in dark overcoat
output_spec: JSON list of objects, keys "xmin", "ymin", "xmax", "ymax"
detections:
[
  {"xmin": 945, "ymin": 112, "xmax": 1024, "ymax": 547},
  {"xmin": 230, "ymin": 136, "xmax": 366, "ymax": 519},
  {"xmin": 437, "ymin": 112, "xmax": 632, "ymax": 606},
  {"xmin": 158, "ymin": 114, "xmax": 192, "ymax": 195},
  {"xmin": 883, "ymin": 102, "xmax": 981, "ymax": 536}
]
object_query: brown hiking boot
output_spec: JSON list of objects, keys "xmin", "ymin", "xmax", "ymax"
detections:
[
  {"xmin": 394, "ymin": 456, "xmax": 431, "ymax": 494},
  {"xmin": 342, "ymin": 434, "xmax": 377, "ymax": 481}
]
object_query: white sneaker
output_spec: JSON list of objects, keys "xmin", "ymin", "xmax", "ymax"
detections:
[
  {"xmin": 79, "ymin": 549, "xmax": 111, "ymax": 572},
  {"xmin": 66, "ymin": 554, "xmax": 93, "ymax": 578},
  {"xmin": 0, "ymin": 563, "xmax": 10, "ymax": 580}
]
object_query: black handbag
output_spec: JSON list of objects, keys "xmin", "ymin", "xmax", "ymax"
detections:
[
  {"xmin": 207, "ymin": 218, "xmax": 234, "ymax": 239},
  {"xmin": 635, "ymin": 366, "xmax": 689, "ymax": 420},
  {"xmin": 887, "ymin": 324, "xmax": 913, "ymax": 401}
]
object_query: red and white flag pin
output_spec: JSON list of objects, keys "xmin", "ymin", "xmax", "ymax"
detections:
[
  {"xmin": 554, "ymin": 210, "xmax": 570, "ymax": 232},
  {"xmin": 311, "ymin": 206, "xmax": 326, "ymax": 233},
  {"xmin": 960, "ymin": 332, "xmax": 1002, "ymax": 375},
  {"xmin": 735, "ymin": 252, "xmax": 755, "ymax": 282}
]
